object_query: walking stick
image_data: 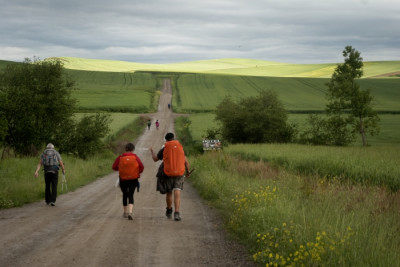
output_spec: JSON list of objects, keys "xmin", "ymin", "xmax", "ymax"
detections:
[{"xmin": 61, "ymin": 172, "xmax": 68, "ymax": 192}]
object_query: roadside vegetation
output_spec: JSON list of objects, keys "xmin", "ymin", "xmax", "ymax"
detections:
[
  {"xmin": 225, "ymin": 144, "xmax": 400, "ymax": 192},
  {"xmin": 188, "ymin": 152, "xmax": 400, "ymax": 266}
]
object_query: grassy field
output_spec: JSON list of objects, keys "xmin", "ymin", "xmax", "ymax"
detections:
[
  {"xmin": 225, "ymin": 143, "xmax": 400, "ymax": 191},
  {"xmin": 189, "ymin": 152, "xmax": 400, "ymax": 266}
]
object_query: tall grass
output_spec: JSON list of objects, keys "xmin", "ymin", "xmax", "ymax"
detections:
[
  {"xmin": 225, "ymin": 144, "xmax": 400, "ymax": 192},
  {"xmin": 0, "ymin": 152, "xmax": 115, "ymax": 208},
  {"xmin": 189, "ymin": 152, "xmax": 400, "ymax": 266}
]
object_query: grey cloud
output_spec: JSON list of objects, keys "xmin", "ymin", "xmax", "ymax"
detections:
[{"xmin": 0, "ymin": 0, "xmax": 399, "ymax": 63}]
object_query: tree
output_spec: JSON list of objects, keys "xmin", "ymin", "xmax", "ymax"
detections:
[
  {"xmin": 215, "ymin": 90, "xmax": 294, "ymax": 143},
  {"xmin": 0, "ymin": 58, "xmax": 111, "ymax": 157},
  {"xmin": 0, "ymin": 58, "xmax": 77, "ymax": 155},
  {"xmin": 326, "ymin": 46, "xmax": 380, "ymax": 146},
  {"xmin": 71, "ymin": 114, "xmax": 111, "ymax": 159},
  {"xmin": 0, "ymin": 91, "xmax": 7, "ymax": 145}
]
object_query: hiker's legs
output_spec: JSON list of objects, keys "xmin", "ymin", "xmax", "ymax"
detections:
[
  {"xmin": 127, "ymin": 181, "xmax": 135, "ymax": 204},
  {"xmin": 121, "ymin": 180, "xmax": 137, "ymax": 215},
  {"xmin": 127, "ymin": 180, "xmax": 136, "ymax": 210},
  {"xmin": 173, "ymin": 189, "xmax": 181, "ymax": 212},
  {"xmin": 50, "ymin": 172, "xmax": 58, "ymax": 203},
  {"xmin": 44, "ymin": 174, "xmax": 51, "ymax": 204},
  {"xmin": 120, "ymin": 180, "xmax": 129, "ymax": 208},
  {"xmin": 166, "ymin": 192, "xmax": 173, "ymax": 209},
  {"xmin": 172, "ymin": 176, "xmax": 184, "ymax": 212},
  {"xmin": 44, "ymin": 172, "xmax": 58, "ymax": 204}
]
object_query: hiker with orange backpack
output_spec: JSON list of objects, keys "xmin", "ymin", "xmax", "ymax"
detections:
[
  {"xmin": 112, "ymin": 143, "xmax": 144, "ymax": 220},
  {"xmin": 150, "ymin": 133, "xmax": 191, "ymax": 221}
]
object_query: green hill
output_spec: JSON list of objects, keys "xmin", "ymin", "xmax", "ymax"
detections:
[{"xmin": 56, "ymin": 57, "xmax": 400, "ymax": 78}]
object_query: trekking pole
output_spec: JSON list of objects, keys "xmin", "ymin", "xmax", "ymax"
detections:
[
  {"xmin": 61, "ymin": 172, "xmax": 68, "ymax": 192},
  {"xmin": 186, "ymin": 168, "xmax": 195, "ymax": 177}
]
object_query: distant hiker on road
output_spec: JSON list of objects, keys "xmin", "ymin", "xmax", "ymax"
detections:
[
  {"xmin": 155, "ymin": 119, "xmax": 160, "ymax": 130},
  {"xmin": 34, "ymin": 143, "xmax": 65, "ymax": 206},
  {"xmin": 112, "ymin": 143, "xmax": 144, "ymax": 220},
  {"xmin": 150, "ymin": 133, "xmax": 191, "ymax": 221},
  {"xmin": 147, "ymin": 119, "xmax": 151, "ymax": 130},
  {"xmin": 168, "ymin": 103, "xmax": 171, "ymax": 110}
]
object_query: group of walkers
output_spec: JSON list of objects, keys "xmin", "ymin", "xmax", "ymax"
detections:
[
  {"xmin": 147, "ymin": 119, "xmax": 160, "ymax": 130},
  {"xmin": 34, "ymin": 132, "xmax": 191, "ymax": 222}
]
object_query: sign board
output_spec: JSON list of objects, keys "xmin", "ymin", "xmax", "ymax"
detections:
[{"xmin": 203, "ymin": 139, "xmax": 222, "ymax": 151}]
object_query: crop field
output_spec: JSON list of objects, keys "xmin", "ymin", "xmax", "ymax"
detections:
[
  {"xmin": 175, "ymin": 74, "xmax": 328, "ymax": 112},
  {"xmin": 66, "ymin": 70, "xmax": 159, "ymax": 112},
  {"xmin": 58, "ymin": 58, "xmax": 400, "ymax": 114},
  {"xmin": 58, "ymin": 57, "xmax": 400, "ymax": 78},
  {"xmin": 2, "ymin": 58, "xmax": 398, "ymax": 114},
  {"xmin": 173, "ymin": 74, "xmax": 400, "ymax": 113}
]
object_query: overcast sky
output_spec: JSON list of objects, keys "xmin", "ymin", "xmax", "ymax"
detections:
[{"xmin": 1, "ymin": 0, "xmax": 399, "ymax": 64}]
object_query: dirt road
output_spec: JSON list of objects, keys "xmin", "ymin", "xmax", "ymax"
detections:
[{"xmin": 0, "ymin": 80, "xmax": 256, "ymax": 267}]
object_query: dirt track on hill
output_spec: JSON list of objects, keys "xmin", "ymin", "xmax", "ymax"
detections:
[{"xmin": 0, "ymin": 79, "xmax": 256, "ymax": 267}]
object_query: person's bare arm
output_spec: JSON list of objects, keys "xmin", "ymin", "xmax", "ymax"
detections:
[
  {"xmin": 150, "ymin": 147, "xmax": 159, "ymax": 162},
  {"xmin": 34, "ymin": 161, "xmax": 42, "ymax": 178},
  {"xmin": 185, "ymin": 157, "xmax": 191, "ymax": 177}
]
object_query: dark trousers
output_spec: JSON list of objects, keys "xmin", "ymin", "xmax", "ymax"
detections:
[
  {"xmin": 120, "ymin": 179, "xmax": 138, "ymax": 206},
  {"xmin": 44, "ymin": 171, "xmax": 58, "ymax": 204}
]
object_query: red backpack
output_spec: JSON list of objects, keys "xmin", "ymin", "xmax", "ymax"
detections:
[
  {"xmin": 163, "ymin": 140, "xmax": 185, "ymax": 176},
  {"xmin": 118, "ymin": 155, "xmax": 140, "ymax": 180}
]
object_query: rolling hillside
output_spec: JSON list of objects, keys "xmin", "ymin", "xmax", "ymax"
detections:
[
  {"xmin": 56, "ymin": 57, "xmax": 400, "ymax": 78},
  {"xmin": 1, "ymin": 57, "xmax": 399, "ymax": 113}
]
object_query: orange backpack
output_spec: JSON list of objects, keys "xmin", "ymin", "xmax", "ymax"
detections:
[
  {"xmin": 118, "ymin": 155, "xmax": 140, "ymax": 180},
  {"xmin": 163, "ymin": 140, "xmax": 185, "ymax": 176}
]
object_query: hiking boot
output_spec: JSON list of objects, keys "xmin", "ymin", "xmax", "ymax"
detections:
[
  {"xmin": 128, "ymin": 213, "xmax": 133, "ymax": 220},
  {"xmin": 50, "ymin": 202, "xmax": 55, "ymax": 206},
  {"xmin": 166, "ymin": 207, "xmax": 173, "ymax": 219},
  {"xmin": 174, "ymin": 212, "xmax": 181, "ymax": 221}
]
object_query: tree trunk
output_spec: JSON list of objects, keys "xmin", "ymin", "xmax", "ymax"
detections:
[{"xmin": 359, "ymin": 116, "xmax": 367, "ymax": 146}]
